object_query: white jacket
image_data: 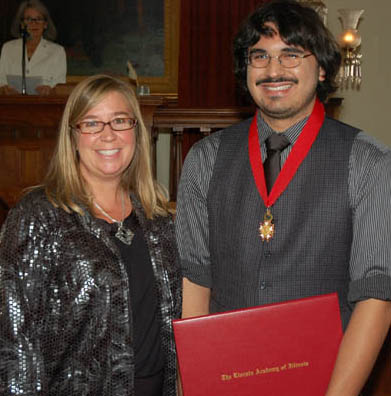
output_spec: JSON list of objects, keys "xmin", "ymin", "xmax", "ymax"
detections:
[{"xmin": 0, "ymin": 38, "xmax": 66, "ymax": 87}]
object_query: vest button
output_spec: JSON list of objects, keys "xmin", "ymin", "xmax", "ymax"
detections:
[{"xmin": 260, "ymin": 281, "xmax": 267, "ymax": 290}]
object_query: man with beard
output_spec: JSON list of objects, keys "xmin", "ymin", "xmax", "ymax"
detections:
[{"xmin": 175, "ymin": 1, "xmax": 391, "ymax": 395}]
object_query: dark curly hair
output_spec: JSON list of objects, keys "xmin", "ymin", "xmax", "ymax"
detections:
[{"xmin": 233, "ymin": 0, "xmax": 341, "ymax": 102}]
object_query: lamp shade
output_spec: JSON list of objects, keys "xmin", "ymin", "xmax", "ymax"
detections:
[
  {"xmin": 338, "ymin": 9, "xmax": 364, "ymax": 49},
  {"xmin": 338, "ymin": 29, "xmax": 362, "ymax": 49}
]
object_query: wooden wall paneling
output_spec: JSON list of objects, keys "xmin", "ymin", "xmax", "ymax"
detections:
[
  {"xmin": 0, "ymin": 136, "xmax": 56, "ymax": 207},
  {"xmin": 0, "ymin": 143, "xmax": 21, "ymax": 205},
  {"xmin": 0, "ymin": 96, "xmax": 66, "ymax": 208}
]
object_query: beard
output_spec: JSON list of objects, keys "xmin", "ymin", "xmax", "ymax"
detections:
[
  {"xmin": 253, "ymin": 77, "xmax": 318, "ymax": 122},
  {"xmin": 259, "ymin": 91, "xmax": 317, "ymax": 120}
]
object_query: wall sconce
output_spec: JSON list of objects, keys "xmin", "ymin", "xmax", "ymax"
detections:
[{"xmin": 337, "ymin": 9, "xmax": 364, "ymax": 89}]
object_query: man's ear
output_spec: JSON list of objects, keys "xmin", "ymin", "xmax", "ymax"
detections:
[{"xmin": 319, "ymin": 66, "xmax": 326, "ymax": 82}]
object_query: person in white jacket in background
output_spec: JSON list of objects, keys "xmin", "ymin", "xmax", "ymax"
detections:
[{"xmin": 0, "ymin": 0, "xmax": 66, "ymax": 95}]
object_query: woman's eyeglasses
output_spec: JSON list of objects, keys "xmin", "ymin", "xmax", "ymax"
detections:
[
  {"xmin": 23, "ymin": 17, "xmax": 46, "ymax": 24},
  {"xmin": 74, "ymin": 117, "xmax": 138, "ymax": 134}
]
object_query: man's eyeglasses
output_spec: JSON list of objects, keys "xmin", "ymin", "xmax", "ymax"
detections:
[
  {"xmin": 246, "ymin": 50, "xmax": 313, "ymax": 69},
  {"xmin": 75, "ymin": 117, "xmax": 138, "ymax": 134},
  {"xmin": 23, "ymin": 17, "xmax": 46, "ymax": 24}
]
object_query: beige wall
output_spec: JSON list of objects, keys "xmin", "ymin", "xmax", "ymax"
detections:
[
  {"xmin": 324, "ymin": 0, "xmax": 391, "ymax": 147},
  {"xmin": 156, "ymin": 132, "xmax": 171, "ymax": 192}
]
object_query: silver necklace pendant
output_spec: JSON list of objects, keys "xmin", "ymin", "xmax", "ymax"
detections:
[
  {"xmin": 94, "ymin": 191, "xmax": 134, "ymax": 245},
  {"xmin": 115, "ymin": 223, "xmax": 134, "ymax": 245}
]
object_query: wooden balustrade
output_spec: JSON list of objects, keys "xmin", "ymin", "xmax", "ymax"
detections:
[
  {"xmin": 154, "ymin": 97, "xmax": 343, "ymax": 201},
  {"xmin": 153, "ymin": 106, "xmax": 255, "ymax": 200},
  {"xmin": 0, "ymin": 96, "xmax": 343, "ymax": 207}
]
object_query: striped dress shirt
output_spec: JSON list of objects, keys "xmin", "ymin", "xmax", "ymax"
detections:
[{"xmin": 175, "ymin": 112, "xmax": 391, "ymax": 305}]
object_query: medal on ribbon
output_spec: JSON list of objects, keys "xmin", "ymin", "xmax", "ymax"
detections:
[
  {"xmin": 259, "ymin": 208, "xmax": 274, "ymax": 242},
  {"xmin": 248, "ymin": 99, "xmax": 325, "ymax": 242}
]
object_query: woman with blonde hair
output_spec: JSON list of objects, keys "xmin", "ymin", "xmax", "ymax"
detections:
[
  {"xmin": 0, "ymin": 0, "xmax": 66, "ymax": 95},
  {"xmin": 0, "ymin": 74, "xmax": 181, "ymax": 396}
]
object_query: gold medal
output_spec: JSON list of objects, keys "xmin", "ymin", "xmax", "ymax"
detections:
[
  {"xmin": 249, "ymin": 100, "xmax": 325, "ymax": 244},
  {"xmin": 259, "ymin": 208, "xmax": 274, "ymax": 242}
]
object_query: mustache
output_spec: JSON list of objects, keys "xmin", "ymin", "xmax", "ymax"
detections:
[{"xmin": 255, "ymin": 77, "xmax": 298, "ymax": 86}]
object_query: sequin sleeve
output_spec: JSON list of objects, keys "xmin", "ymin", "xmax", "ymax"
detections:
[
  {"xmin": 0, "ymin": 198, "xmax": 59, "ymax": 395},
  {"xmin": 1, "ymin": 190, "xmax": 182, "ymax": 395}
]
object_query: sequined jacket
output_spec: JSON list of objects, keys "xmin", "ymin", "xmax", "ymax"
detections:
[{"xmin": 0, "ymin": 189, "xmax": 181, "ymax": 396}]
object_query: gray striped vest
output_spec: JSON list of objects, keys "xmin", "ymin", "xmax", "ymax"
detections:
[{"xmin": 207, "ymin": 116, "xmax": 360, "ymax": 329}]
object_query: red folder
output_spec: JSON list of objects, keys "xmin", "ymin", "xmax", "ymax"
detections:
[{"xmin": 173, "ymin": 293, "xmax": 343, "ymax": 396}]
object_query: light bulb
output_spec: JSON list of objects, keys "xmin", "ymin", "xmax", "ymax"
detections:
[{"xmin": 338, "ymin": 28, "xmax": 361, "ymax": 49}]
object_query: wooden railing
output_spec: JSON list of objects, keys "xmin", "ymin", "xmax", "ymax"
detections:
[
  {"xmin": 154, "ymin": 97, "xmax": 343, "ymax": 201},
  {"xmin": 153, "ymin": 106, "xmax": 255, "ymax": 200},
  {"xmin": 0, "ymin": 95, "xmax": 343, "ymax": 207}
]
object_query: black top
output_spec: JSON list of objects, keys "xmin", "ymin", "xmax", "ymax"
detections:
[{"xmin": 111, "ymin": 212, "xmax": 164, "ymax": 395}]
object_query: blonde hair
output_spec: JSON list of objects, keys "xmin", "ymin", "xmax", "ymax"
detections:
[
  {"xmin": 11, "ymin": 0, "xmax": 57, "ymax": 40},
  {"xmin": 44, "ymin": 74, "xmax": 171, "ymax": 219}
]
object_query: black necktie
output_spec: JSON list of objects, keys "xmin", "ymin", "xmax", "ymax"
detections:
[{"xmin": 264, "ymin": 133, "xmax": 290, "ymax": 194}]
